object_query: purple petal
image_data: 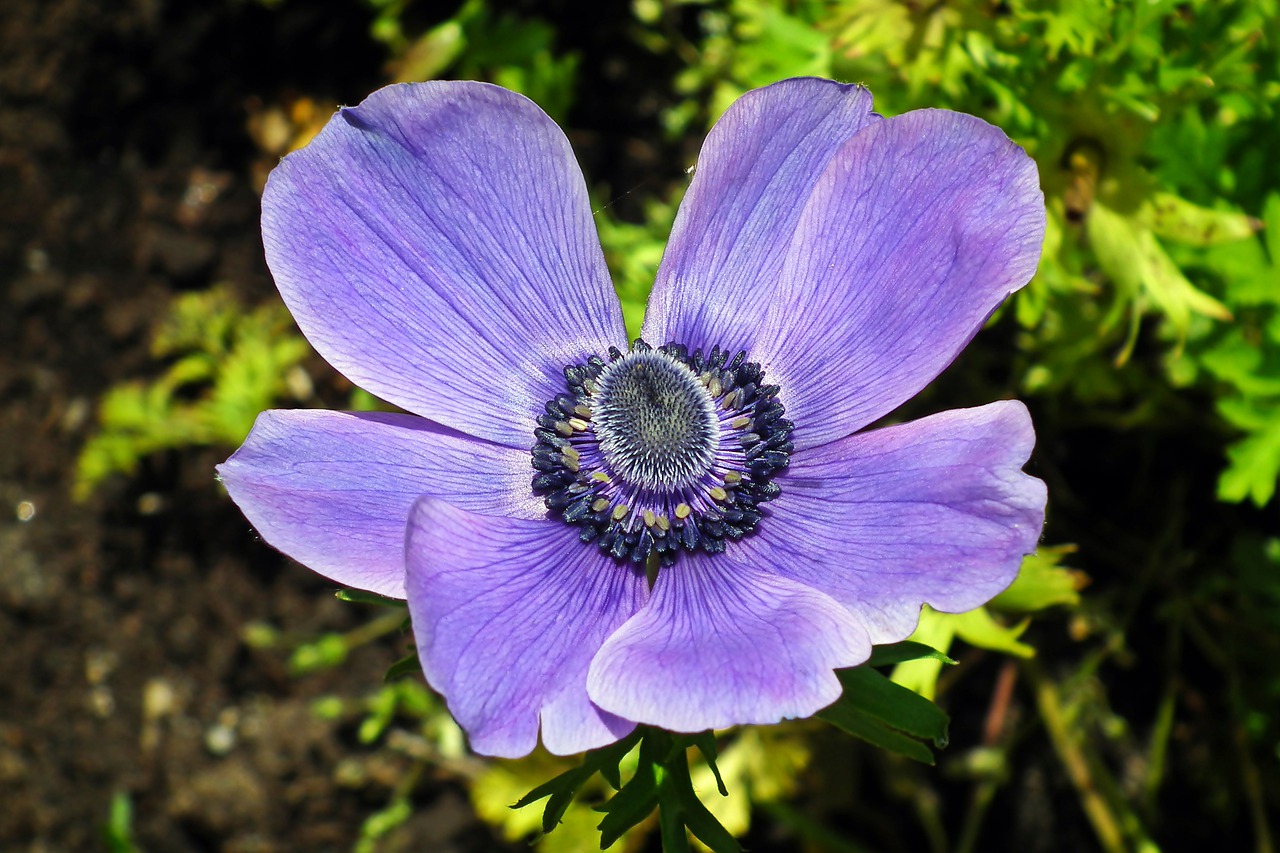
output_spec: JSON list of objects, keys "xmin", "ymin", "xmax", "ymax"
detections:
[
  {"xmin": 217, "ymin": 410, "xmax": 541, "ymax": 599},
  {"xmin": 262, "ymin": 82, "xmax": 626, "ymax": 448},
  {"xmin": 406, "ymin": 499, "xmax": 647, "ymax": 757},
  {"xmin": 740, "ymin": 401, "xmax": 1046, "ymax": 644},
  {"xmin": 754, "ymin": 109, "xmax": 1044, "ymax": 449},
  {"xmin": 587, "ymin": 554, "xmax": 871, "ymax": 732},
  {"xmin": 641, "ymin": 78, "xmax": 878, "ymax": 355}
]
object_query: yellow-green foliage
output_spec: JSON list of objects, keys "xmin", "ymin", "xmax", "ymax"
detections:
[
  {"xmin": 894, "ymin": 548, "xmax": 1084, "ymax": 699},
  {"xmin": 74, "ymin": 285, "xmax": 311, "ymax": 499},
  {"xmin": 472, "ymin": 750, "xmax": 635, "ymax": 853},
  {"xmin": 638, "ymin": 0, "xmax": 1280, "ymax": 506}
]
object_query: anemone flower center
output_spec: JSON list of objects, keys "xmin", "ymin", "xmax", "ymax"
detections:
[
  {"xmin": 530, "ymin": 340, "xmax": 793, "ymax": 566},
  {"xmin": 593, "ymin": 350, "xmax": 719, "ymax": 491}
]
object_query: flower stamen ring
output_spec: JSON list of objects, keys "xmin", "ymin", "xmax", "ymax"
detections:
[{"xmin": 532, "ymin": 340, "xmax": 793, "ymax": 565}]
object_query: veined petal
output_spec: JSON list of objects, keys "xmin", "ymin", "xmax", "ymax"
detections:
[
  {"xmin": 406, "ymin": 499, "xmax": 647, "ymax": 758},
  {"xmin": 742, "ymin": 402, "xmax": 1046, "ymax": 644},
  {"xmin": 587, "ymin": 553, "xmax": 871, "ymax": 732},
  {"xmin": 642, "ymin": 78, "xmax": 878, "ymax": 355},
  {"xmin": 755, "ymin": 109, "xmax": 1045, "ymax": 449},
  {"xmin": 217, "ymin": 410, "xmax": 540, "ymax": 599},
  {"xmin": 262, "ymin": 82, "xmax": 626, "ymax": 448}
]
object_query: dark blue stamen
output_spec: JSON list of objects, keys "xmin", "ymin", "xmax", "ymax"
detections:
[{"xmin": 530, "ymin": 339, "xmax": 793, "ymax": 565}]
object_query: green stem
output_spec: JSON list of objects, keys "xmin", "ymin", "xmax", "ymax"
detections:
[
  {"xmin": 1023, "ymin": 659, "xmax": 1159, "ymax": 853},
  {"xmin": 343, "ymin": 609, "xmax": 408, "ymax": 650}
]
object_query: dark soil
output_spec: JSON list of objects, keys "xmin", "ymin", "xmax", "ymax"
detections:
[{"xmin": 0, "ymin": 1, "xmax": 517, "ymax": 849}]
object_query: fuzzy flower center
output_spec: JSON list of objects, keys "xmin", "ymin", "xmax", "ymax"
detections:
[
  {"xmin": 593, "ymin": 350, "xmax": 720, "ymax": 491},
  {"xmin": 531, "ymin": 340, "xmax": 793, "ymax": 566}
]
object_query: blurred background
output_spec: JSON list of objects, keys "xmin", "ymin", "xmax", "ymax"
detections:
[{"xmin": 2, "ymin": 0, "xmax": 1278, "ymax": 850}]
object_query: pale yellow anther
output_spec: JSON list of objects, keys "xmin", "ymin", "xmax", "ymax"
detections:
[
  {"xmin": 723, "ymin": 471, "xmax": 742, "ymax": 485},
  {"xmin": 562, "ymin": 452, "xmax": 580, "ymax": 473},
  {"xmin": 592, "ymin": 498, "xmax": 611, "ymax": 512},
  {"xmin": 562, "ymin": 446, "xmax": 580, "ymax": 463},
  {"xmin": 573, "ymin": 403, "xmax": 592, "ymax": 418},
  {"xmin": 612, "ymin": 504, "xmax": 629, "ymax": 521},
  {"xmin": 731, "ymin": 416, "xmax": 752, "ymax": 430},
  {"xmin": 554, "ymin": 421, "xmax": 574, "ymax": 437},
  {"xmin": 708, "ymin": 377, "xmax": 723, "ymax": 397},
  {"xmin": 590, "ymin": 471, "xmax": 610, "ymax": 483},
  {"xmin": 674, "ymin": 503, "xmax": 692, "ymax": 520},
  {"xmin": 709, "ymin": 486, "xmax": 728, "ymax": 501},
  {"xmin": 643, "ymin": 509, "xmax": 657, "ymax": 527},
  {"xmin": 722, "ymin": 390, "xmax": 740, "ymax": 409},
  {"xmin": 656, "ymin": 515, "xmax": 670, "ymax": 531},
  {"xmin": 568, "ymin": 417, "xmax": 590, "ymax": 432}
]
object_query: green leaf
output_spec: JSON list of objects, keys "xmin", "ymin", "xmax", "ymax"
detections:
[
  {"xmin": 102, "ymin": 792, "xmax": 139, "ymax": 853},
  {"xmin": 596, "ymin": 750, "xmax": 661, "ymax": 847},
  {"xmin": 657, "ymin": 798, "xmax": 694, "ymax": 853},
  {"xmin": 817, "ymin": 703, "xmax": 937, "ymax": 764},
  {"xmin": 990, "ymin": 547, "xmax": 1085, "ymax": 612},
  {"xmin": 1087, "ymin": 200, "xmax": 1232, "ymax": 352},
  {"xmin": 74, "ymin": 285, "xmax": 312, "ymax": 500},
  {"xmin": 288, "ymin": 633, "xmax": 348, "ymax": 676},
  {"xmin": 355, "ymin": 797, "xmax": 412, "ymax": 853},
  {"xmin": 475, "ymin": 754, "xmax": 624, "ymax": 852},
  {"xmin": 519, "ymin": 764, "xmax": 600, "ymax": 836},
  {"xmin": 588, "ymin": 733, "xmax": 641, "ymax": 793},
  {"xmin": 1200, "ymin": 333, "xmax": 1280, "ymax": 396},
  {"xmin": 383, "ymin": 651, "xmax": 422, "ymax": 682},
  {"xmin": 817, "ymin": 667, "xmax": 950, "ymax": 763},
  {"xmin": 1218, "ymin": 416, "xmax": 1280, "ymax": 506},
  {"xmin": 1137, "ymin": 192, "xmax": 1260, "ymax": 247},
  {"xmin": 951, "ymin": 607, "xmax": 1035, "ymax": 658},
  {"xmin": 358, "ymin": 684, "xmax": 400, "ymax": 744},
  {"xmin": 685, "ymin": 731, "xmax": 727, "ymax": 796},
  {"xmin": 337, "ymin": 588, "xmax": 408, "ymax": 607},
  {"xmin": 513, "ymin": 732, "xmax": 640, "ymax": 836},
  {"xmin": 832, "ymin": 667, "xmax": 950, "ymax": 744},
  {"xmin": 867, "ymin": 640, "xmax": 956, "ymax": 668},
  {"xmin": 659, "ymin": 756, "xmax": 742, "ymax": 853},
  {"xmin": 392, "ymin": 18, "xmax": 465, "ymax": 82},
  {"xmin": 892, "ymin": 609, "xmax": 959, "ymax": 701},
  {"xmin": 1264, "ymin": 193, "xmax": 1280, "ymax": 268}
]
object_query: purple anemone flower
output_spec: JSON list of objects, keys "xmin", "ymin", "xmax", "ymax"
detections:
[{"xmin": 218, "ymin": 78, "xmax": 1047, "ymax": 758}]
